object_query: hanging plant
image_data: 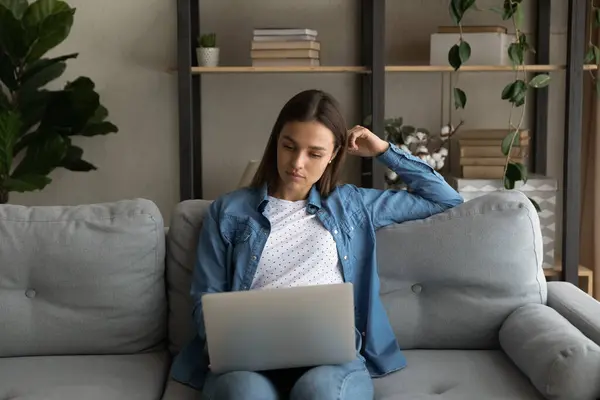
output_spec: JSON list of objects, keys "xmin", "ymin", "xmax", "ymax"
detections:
[{"xmin": 447, "ymin": 0, "xmax": 559, "ymax": 212}]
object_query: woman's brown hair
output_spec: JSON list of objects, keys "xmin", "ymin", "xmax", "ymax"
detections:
[{"xmin": 250, "ymin": 89, "xmax": 348, "ymax": 197}]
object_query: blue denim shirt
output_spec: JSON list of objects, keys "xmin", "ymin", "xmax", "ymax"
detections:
[{"xmin": 170, "ymin": 143, "xmax": 463, "ymax": 390}]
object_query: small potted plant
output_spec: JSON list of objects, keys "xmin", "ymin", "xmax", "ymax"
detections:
[{"xmin": 197, "ymin": 33, "xmax": 219, "ymax": 67}]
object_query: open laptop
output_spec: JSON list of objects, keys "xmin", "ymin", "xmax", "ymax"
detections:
[{"xmin": 202, "ymin": 282, "xmax": 356, "ymax": 374}]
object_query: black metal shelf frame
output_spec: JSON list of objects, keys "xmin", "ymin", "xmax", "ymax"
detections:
[{"xmin": 176, "ymin": 0, "xmax": 586, "ymax": 286}]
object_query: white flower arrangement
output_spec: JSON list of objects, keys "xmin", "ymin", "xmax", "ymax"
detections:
[{"xmin": 380, "ymin": 117, "xmax": 461, "ymax": 188}]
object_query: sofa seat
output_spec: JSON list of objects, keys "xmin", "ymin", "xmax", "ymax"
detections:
[
  {"xmin": 373, "ymin": 350, "xmax": 543, "ymax": 400},
  {"xmin": 0, "ymin": 351, "xmax": 170, "ymax": 400}
]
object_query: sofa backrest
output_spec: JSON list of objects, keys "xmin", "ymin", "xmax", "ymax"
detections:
[
  {"xmin": 376, "ymin": 190, "xmax": 546, "ymax": 350},
  {"xmin": 165, "ymin": 190, "xmax": 546, "ymax": 354},
  {"xmin": 165, "ymin": 199, "xmax": 212, "ymax": 355},
  {"xmin": 0, "ymin": 199, "xmax": 167, "ymax": 357}
]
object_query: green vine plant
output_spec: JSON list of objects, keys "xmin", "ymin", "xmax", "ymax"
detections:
[
  {"xmin": 447, "ymin": 0, "xmax": 562, "ymax": 212},
  {"xmin": 585, "ymin": 0, "xmax": 600, "ymax": 91}
]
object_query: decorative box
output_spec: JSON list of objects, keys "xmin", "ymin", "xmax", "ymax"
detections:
[
  {"xmin": 446, "ymin": 175, "xmax": 558, "ymax": 269},
  {"xmin": 430, "ymin": 32, "xmax": 513, "ymax": 66}
]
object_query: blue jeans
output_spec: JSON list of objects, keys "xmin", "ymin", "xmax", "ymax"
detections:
[{"xmin": 202, "ymin": 358, "xmax": 374, "ymax": 400}]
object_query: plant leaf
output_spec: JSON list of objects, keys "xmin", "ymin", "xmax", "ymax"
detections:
[
  {"xmin": 59, "ymin": 144, "xmax": 96, "ymax": 171},
  {"xmin": 508, "ymin": 43, "xmax": 524, "ymax": 65},
  {"xmin": 4, "ymin": 173, "xmax": 51, "ymax": 191},
  {"xmin": 0, "ymin": 0, "xmax": 28, "ymax": 19},
  {"xmin": 501, "ymin": 82, "xmax": 515, "ymax": 100},
  {"xmin": 585, "ymin": 47, "xmax": 595, "ymax": 63},
  {"xmin": 0, "ymin": 110, "xmax": 20, "ymax": 175},
  {"xmin": 448, "ymin": 44, "xmax": 461, "ymax": 70},
  {"xmin": 514, "ymin": 3, "xmax": 524, "ymax": 29},
  {"xmin": 458, "ymin": 39, "xmax": 471, "ymax": 64},
  {"xmin": 0, "ymin": 4, "xmax": 28, "ymax": 60},
  {"xmin": 19, "ymin": 61, "xmax": 66, "ymax": 94},
  {"xmin": 596, "ymin": 8, "xmax": 600, "ymax": 27},
  {"xmin": 25, "ymin": 7, "xmax": 75, "ymax": 62},
  {"xmin": 449, "ymin": 0, "xmax": 462, "ymax": 24},
  {"xmin": 501, "ymin": 130, "xmax": 519, "ymax": 156},
  {"xmin": 594, "ymin": 46, "xmax": 600, "ymax": 65},
  {"xmin": 454, "ymin": 87, "xmax": 467, "ymax": 109},
  {"xmin": 0, "ymin": 49, "xmax": 17, "ymax": 91},
  {"xmin": 528, "ymin": 73, "xmax": 551, "ymax": 88},
  {"xmin": 0, "ymin": 88, "xmax": 9, "ymax": 111},
  {"xmin": 21, "ymin": 52, "xmax": 78, "ymax": 83},
  {"xmin": 528, "ymin": 197, "xmax": 541, "ymax": 212},
  {"xmin": 11, "ymin": 131, "xmax": 68, "ymax": 177},
  {"xmin": 80, "ymin": 121, "xmax": 118, "ymax": 137},
  {"xmin": 506, "ymin": 161, "xmax": 526, "ymax": 183},
  {"xmin": 41, "ymin": 77, "xmax": 100, "ymax": 134},
  {"xmin": 23, "ymin": 0, "xmax": 71, "ymax": 27}
]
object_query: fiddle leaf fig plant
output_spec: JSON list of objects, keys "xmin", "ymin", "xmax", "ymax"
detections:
[{"xmin": 0, "ymin": 0, "xmax": 118, "ymax": 204}]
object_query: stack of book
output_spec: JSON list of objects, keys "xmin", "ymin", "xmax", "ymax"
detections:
[
  {"xmin": 250, "ymin": 28, "xmax": 320, "ymax": 67},
  {"xmin": 450, "ymin": 129, "xmax": 531, "ymax": 179}
]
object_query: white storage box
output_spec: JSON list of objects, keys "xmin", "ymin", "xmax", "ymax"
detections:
[
  {"xmin": 430, "ymin": 32, "xmax": 513, "ymax": 66},
  {"xmin": 446, "ymin": 175, "xmax": 558, "ymax": 269}
]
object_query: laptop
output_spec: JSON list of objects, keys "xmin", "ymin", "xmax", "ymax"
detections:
[{"xmin": 202, "ymin": 282, "xmax": 356, "ymax": 374}]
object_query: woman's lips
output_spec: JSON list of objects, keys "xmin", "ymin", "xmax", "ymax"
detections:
[{"xmin": 287, "ymin": 171, "xmax": 304, "ymax": 180}]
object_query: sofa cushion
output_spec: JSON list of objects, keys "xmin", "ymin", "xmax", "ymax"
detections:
[
  {"xmin": 376, "ymin": 190, "xmax": 546, "ymax": 349},
  {"xmin": 165, "ymin": 199, "xmax": 212, "ymax": 354},
  {"xmin": 0, "ymin": 351, "xmax": 170, "ymax": 400},
  {"xmin": 373, "ymin": 350, "xmax": 543, "ymax": 399},
  {"xmin": 0, "ymin": 199, "xmax": 167, "ymax": 357},
  {"xmin": 500, "ymin": 303, "xmax": 600, "ymax": 400}
]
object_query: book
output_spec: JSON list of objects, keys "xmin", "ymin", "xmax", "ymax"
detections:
[
  {"xmin": 253, "ymin": 28, "xmax": 318, "ymax": 36},
  {"xmin": 459, "ymin": 157, "xmax": 523, "ymax": 166},
  {"xmin": 437, "ymin": 25, "xmax": 508, "ymax": 34},
  {"xmin": 459, "ymin": 146, "xmax": 527, "ymax": 158},
  {"xmin": 251, "ymin": 58, "xmax": 320, "ymax": 66},
  {"xmin": 251, "ymin": 49, "xmax": 319, "ymax": 59},
  {"xmin": 251, "ymin": 40, "xmax": 320, "ymax": 50},
  {"xmin": 252, "ymin": 34, "xmax": 317, "ymax": 42},
  {"xmin": 462, "ymin": 166, "xmax": 505, "ymax": 179},
  {"xmin": 455, "ymin": 129, "xmax": 530, "ymax": 140}
]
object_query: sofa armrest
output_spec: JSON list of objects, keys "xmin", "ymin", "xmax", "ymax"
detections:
[
  {"xmin": 499, "ymin": 303, "xmax": 600, "ymax": 400},
  {"xmin": 547, "ymin": 281, "xmax": 600, "ymax": 345}
]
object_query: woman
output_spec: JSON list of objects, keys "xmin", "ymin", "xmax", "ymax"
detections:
[{"xmin": 170, "ymin": 89, "xmax": 463, "ymax": 399}]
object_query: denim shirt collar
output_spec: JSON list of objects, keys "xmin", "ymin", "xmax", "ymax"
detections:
[{"xmin": 255, "ymin": 183, "xmax": 322, "ymax": 214}]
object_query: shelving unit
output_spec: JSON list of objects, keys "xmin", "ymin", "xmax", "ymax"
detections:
[{"xmin": 177, "ymin": 0, "xmax": 587, "ymax": 286}]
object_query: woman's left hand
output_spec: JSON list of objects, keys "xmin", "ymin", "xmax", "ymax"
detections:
[{"xmin": 347, "ymin": 125, "xmax": 390, "ymax": 158}]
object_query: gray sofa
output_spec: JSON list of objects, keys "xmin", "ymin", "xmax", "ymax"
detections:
[{"xmin": 1, "ymin": 190, "xmax": 599, "ymax": 400}]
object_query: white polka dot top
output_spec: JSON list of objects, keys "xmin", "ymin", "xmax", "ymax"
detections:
[{"xmin": 250, "ymin": 196, "xmax": 344, "ymax": 290}]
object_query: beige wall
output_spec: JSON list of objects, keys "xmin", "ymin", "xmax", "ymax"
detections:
[{"xmin": 11, "ymin": 0, "xmax": 570, "ymax": 232}]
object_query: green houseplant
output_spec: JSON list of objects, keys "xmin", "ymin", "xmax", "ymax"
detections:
[
  {"xmin": 197, "ymin": 32, "xmax": 219, "ymax": 67},
  {"xmin": 445, "ymin": 0, "xmax": 596, "ymax": 211},
  {"xmin": 0, "ymin": 0, "xmax": 118, "ymax": 204}
]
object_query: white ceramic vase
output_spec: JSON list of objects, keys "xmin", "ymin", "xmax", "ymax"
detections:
[{"xmin": 197, "ymin": 47, "xmax": 219, "ymax": 67}]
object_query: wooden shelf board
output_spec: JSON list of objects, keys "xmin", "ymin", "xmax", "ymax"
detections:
[
  {"xmin": 187, "ymin": 64, "xmax": 598, "ymax": 74},
  {"xmin": 190, "ymin": 66, "xmax": 368, "ymax": 73},
  {"xmin": 385, "ymin": 64, "xmax": 599, "ymax": 72}
]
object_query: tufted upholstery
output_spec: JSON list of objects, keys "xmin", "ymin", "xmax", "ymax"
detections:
[
  {"xmin": 0, "ymin": 199, "xmax": 168, "ymax": 358},
  {"xmin": 375, "ymin": 189, "xmax": 546, "ymax": 350},
  {"xmin": 2, "ymin": 191, "xmax": 600, "ymax": 400}
]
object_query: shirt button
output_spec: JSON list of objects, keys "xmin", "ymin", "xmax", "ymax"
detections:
[
  {"xmin": 25, "ymin": 289, "xmax": 36, "ymax": 298},
  {"xmin": 251, "ymin": 255, "xmax": 257, "ymax": 261},
  {"xmin": 343, "ymin": 255, "xmax": 348, "ymax": 260},
  {"xmin": 362, "ymin": 331, "xmax": 366, "ymax": 337},
  {"xmin": 333, "ymin": 229, "xmax": 338, "ymax": 235}
]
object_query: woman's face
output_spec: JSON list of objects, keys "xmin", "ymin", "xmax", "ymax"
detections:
[{"xmin": 276, "ymin": 120, "xmax": 337, "ymax": 196}]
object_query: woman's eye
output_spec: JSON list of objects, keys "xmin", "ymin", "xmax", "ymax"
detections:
[{"xmin": 311, "ymin": 154, "xmax": 323, "ymax": 158}]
